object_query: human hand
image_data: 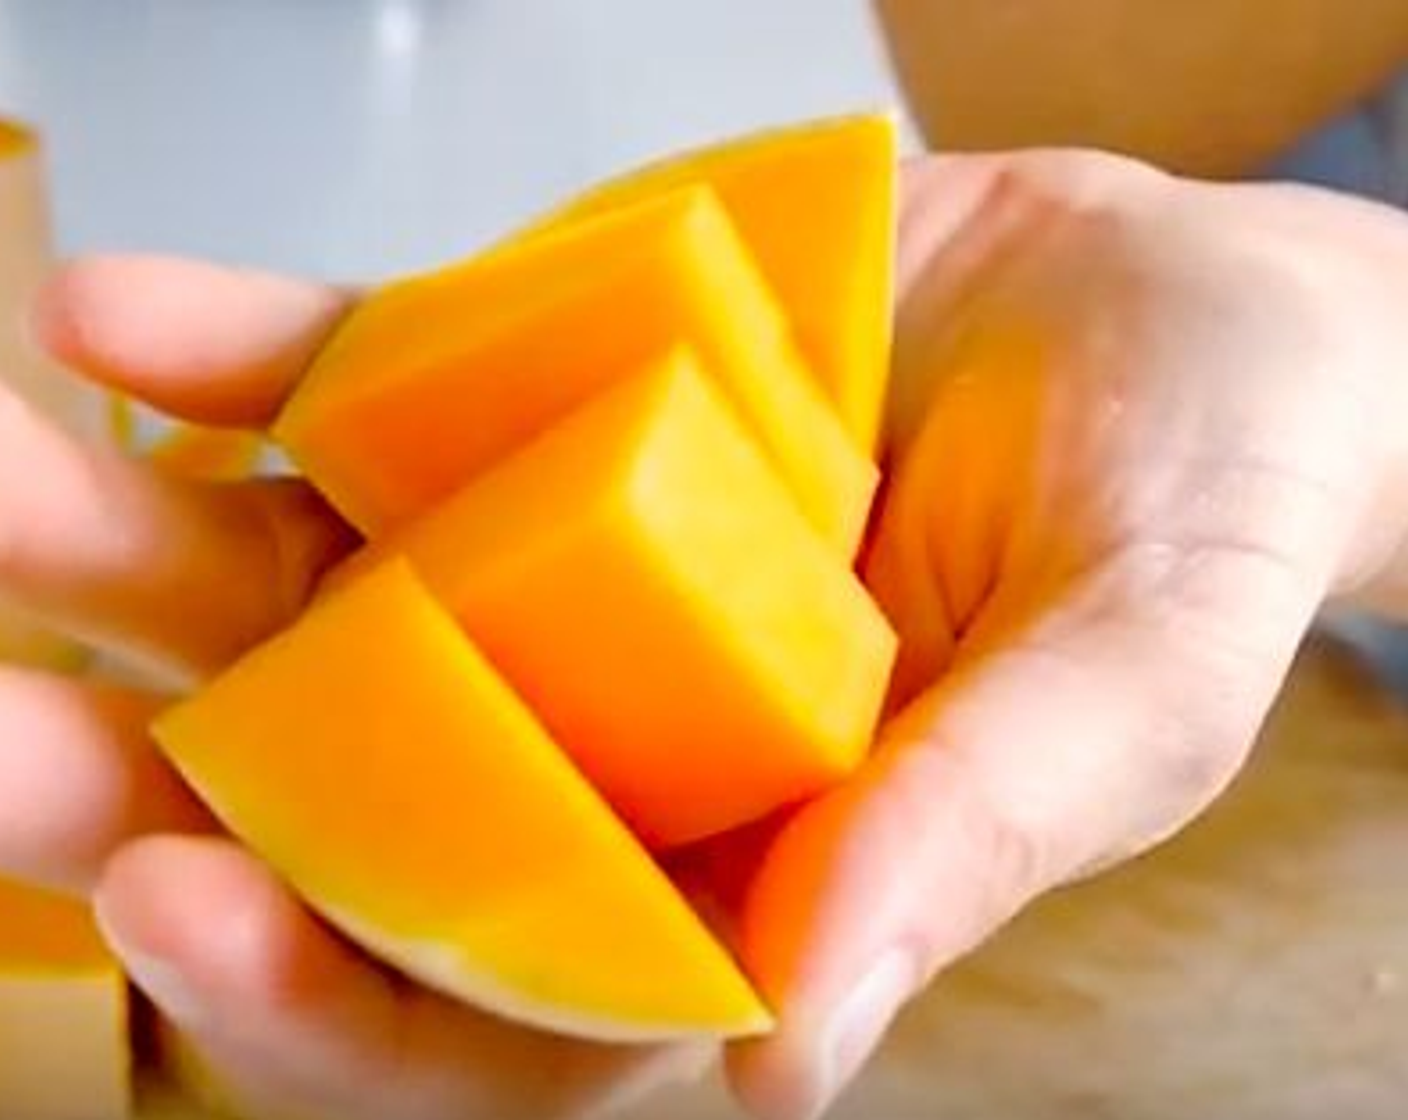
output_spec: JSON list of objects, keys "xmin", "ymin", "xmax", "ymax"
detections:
[
  {"xmin": 1, "ymin": 258, "xmax": 702, "ymax": 1120},
  {"xmin": 12, "ymin": 151, "xmax": 1408, "ymax": 1120},
  {"xmin": 725, "ymin": 150, "xmax": 1408, "ymax": 1118}
]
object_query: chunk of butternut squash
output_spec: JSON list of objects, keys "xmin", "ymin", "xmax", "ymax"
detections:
[
  {"xmin": 154, "ymin": 559, "xmax": 770, "ymax": 1042},
  {"xmin": 273, "ymin": 187, "xmax": 876, "ymax": 557},
  {"xmin": 0, "ymin": 118, "xmax": 100, "ymax": 440},
  {"xmin": 157, "ymin": 114, "xmax": 902, "ymax": 1045},
  {"xmin": 342, "ymin": 349, "xmax": 896, "ymax": 847},
  {"xmin": 518, "ymin": 112, "xmax": 898, "ymax": 453},
  {"xmin": 0, "ymin": 877, "xmax": 130, "ymax": 1120},
  {"xmin": 0, "ymin": 117, "xmax": 96, "ymax": 670}
]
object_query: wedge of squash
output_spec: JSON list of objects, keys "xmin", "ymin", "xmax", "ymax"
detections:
[
  {"xmin": 0, "ymin": 877, "xmax": 129, "ymax": 1120},
  {"xmin": 273, "ymin": 186, "xmax": 876, "ymax": 558},
  {"xmin": 154, "ymin": 559, "xmax": 771, "ymax": 1042},
  {"xmin": 518, "ymin": 112, "xmax": 898, "ymax": 453}
]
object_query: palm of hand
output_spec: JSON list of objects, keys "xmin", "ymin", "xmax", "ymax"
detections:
[
  {"xmin": 874, "ymin": 153, "xmax": 1389, "ymax": 858},
  {"xmin": 2, "ymin": 152, "xmax": 1408, "ymax": 1120},
  {"xmin": 732, "ymin": 152, "xmax": 1408, "ymax": 1117}
]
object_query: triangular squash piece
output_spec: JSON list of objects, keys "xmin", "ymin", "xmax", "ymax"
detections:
[
  {"xmin": 154, "ymin": 560, "xmax": 771, "ymax": 1042},
  {"xmin": 519, "ymin": 112, "xmax": 898, "ymax": 454}
]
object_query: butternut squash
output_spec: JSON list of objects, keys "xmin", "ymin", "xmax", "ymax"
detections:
[
  {"xmin": 274, "ymin": 187, "xmax": 876, "ymax": 557},
  {"xmin": 517, "ymin": 113, "xmax": 898, "ymax": 453},
  {"xmin": 0, "ymin": 877, "xmax": 129, "ymax": 1120},
  {"xmin": 341, "ymin": 350, "xmax": 896, "ymax": 847},
  {"xmin": 155, "ymin": 560, "xmax": 770, "ymax": 1042}
]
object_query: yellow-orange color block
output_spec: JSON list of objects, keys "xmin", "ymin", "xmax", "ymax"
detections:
[
  {"xmin": 0, "ymin": 117, "xmax": 97, "ymax": 670},
  {"xmin": 274, "ymin": 187, "xmax": 876, "ymax": 556},
  {"xmin": 154, "ymin": 560, "xmax": 770, "ymax": 1042},
  {"xmin": 0, "ymin": 877, "xmax": 130, "ymax": 1120},
  {"xmin": 355, "ymin": 349, "xmax": 896, "ymax": 847},
  {"xmin": 0, "ymin": 118, "xmax": 28, "ymax": 157},
  {"xmin": 521, "ymin": 113, "xmax": 898, "ymax": 453},
  {"xmin": 0, "ymin": 118, "xmax": 99, "ymax": 438},
  {"xmin": 150, "ymin": 425, "xmax": 264, "ymax": 482}
]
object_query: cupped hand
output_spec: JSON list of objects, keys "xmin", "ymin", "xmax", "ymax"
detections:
[{"xmin": 727, "ymin": 151, "xmax": 1408, "ymax": 1118}]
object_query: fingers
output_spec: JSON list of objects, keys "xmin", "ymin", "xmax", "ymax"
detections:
[
  {"xmin": 6, "ymin": 254, "xmax": 356, "ymax": 673},
  {"xmin": 0, "ymin": 387, "xmax": 352, "ymax": 677},
  {"xmin": 0, "ymin": 666, "xmax": 208, "ymax": 892},
  {"xmin": 726, "ymin": 570, "xmax": 1318, "ymax": 1119},
  {"xmin": 726, "ymin": 683, "xmax": 1054, "ymax": 1120},
  {"xmin": 97, "ymin": 836, "xmax": 706, "ymax": 1120},
  {"xmin": 31, "ymin": 255, "xmax": 354, "ymax": 428}
]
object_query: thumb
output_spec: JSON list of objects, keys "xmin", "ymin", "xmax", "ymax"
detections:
[{"xmin": 725, "ymin": 560, "xmax": 1318, "ymax": 1119}]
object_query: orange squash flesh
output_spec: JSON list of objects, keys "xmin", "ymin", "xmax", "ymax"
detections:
[
  {"xmin": 108, "ymin": 396, "xmax": 265, "ymax": 482},
  {"xmin": 518, "ymin": 113, "xmax": 898, "ymax": 454},
  {"xmin": 0, "ymin": 118, "xmax": 100, "ymax": 440},
  {"xmin": 148, "ymin": 425, "xmax": 264, "ymax": 481},
  {"xmin": 273, "ymin": 187, "xmax": 876, "ymax": 557},
  {"xmin": 342, "ymin": 349, "xmax": 897, "ymax": 848},
  {"xmin": 0, "ymin": 119, "xmax": 28, "ymax": 157},
  {"xmin": 0, "ymin": 117, "xmax": 93, "ymax": 670},
  {"xmin": 0, "ymin": 878, "xmax": 116, "ymax": 975},
  {"xmin": 0, "ymin": 877, "xmax": 130, "ymax": 1120},
  {"xmin": 154, "ymin": 559, "xmax": 771, "ymax": 1042},
  {"xmin": 151, "ymin": 114, "xmax": 901, "ymax": 1044}
]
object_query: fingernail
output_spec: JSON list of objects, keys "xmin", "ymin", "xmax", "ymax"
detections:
[
  {"xmin": 816, "ymin": 950, "xmax": 915, "ymax": 1115},
  {"xmin": 110, "ymin": 944, "xmax": 208, "ymax": 1030}
]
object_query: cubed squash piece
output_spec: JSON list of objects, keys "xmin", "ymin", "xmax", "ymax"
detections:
[
  {"xmin": 273, "ymin": 187, "xmax": 876, "ymax": 557},
  {"xmin": 0, "ymin": 877, "xmax": 129, "ymax": 1120},
  {"xmin": 154, "ymin": 560, "xmax": 769, "ymax": 1042},
  {"xmin": 519, "ymin": 113, "xmax": 898, "ymax": 453},
  {"xmin": 353, "ymin": 348, "xmax": 896, "ymax": 847}
]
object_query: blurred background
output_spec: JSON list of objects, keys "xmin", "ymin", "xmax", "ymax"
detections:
[
  {"xmin": 2, "ymin": 1, "xmax": 1405, "ymax": 278},
  {"xmin": 0, "ymin": 0, "xmax": 908, "ymax": 280}
]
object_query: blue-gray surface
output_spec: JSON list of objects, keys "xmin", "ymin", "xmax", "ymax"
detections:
[{"xmin": 0, "ymin": 0, "xmax": 903, "ymax": 278}]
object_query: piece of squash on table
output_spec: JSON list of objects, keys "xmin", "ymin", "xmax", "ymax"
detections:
[
  {"xmin": 0, "ymin": 877, "xmax": 130, "ymax": 1120},
  {"xmin": 518, "ymin": 112, "xmax": 899, "ymax": 454},
  {"xmin": 273, "ymin": 186, "xmax": 875, "ymax": 558},
  {"xmin": 154, "ymin": 559, "xmax": 770, "ymax": 1042},
  {"xmin": 342, "ymin": 348, "xmax": 896, "ymax": 848}
]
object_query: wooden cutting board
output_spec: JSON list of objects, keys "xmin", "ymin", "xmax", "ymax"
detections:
[{"xmin": 137, "ymin": 634, "xmax": 1408, "ymax": 1119}]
